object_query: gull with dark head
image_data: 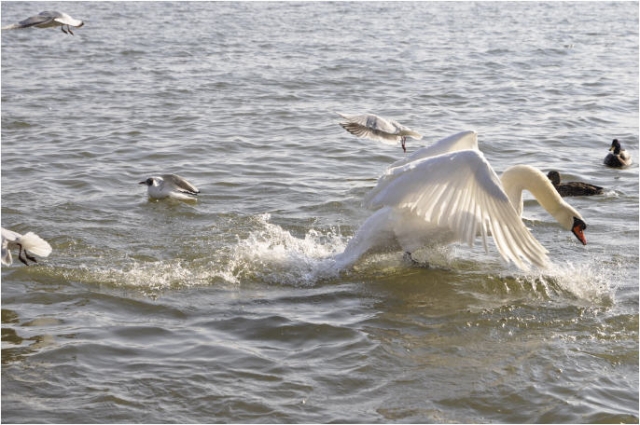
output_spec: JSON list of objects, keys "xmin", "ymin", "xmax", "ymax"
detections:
[
  {"xmin": 337, "ymin": 113, "xmax": 422, "ymax": 153},
  {"xmin": 140, "ymin": 174, "xmax": 200, "ymax": 201},
  {"xmin": 2, "ymin": 11, "xmax": 84, "ymax": 35},
  {"xmin": 2, "ymin": 227, "xmax": 52, "ymax": 266}
]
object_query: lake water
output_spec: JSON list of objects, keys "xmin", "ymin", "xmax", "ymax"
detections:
[{"xmin": 1, "ymin": 2, "xmax": 638, "ymax": 423}]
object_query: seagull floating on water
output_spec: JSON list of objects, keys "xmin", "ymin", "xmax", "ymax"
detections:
[
  {"xmin": 334, "ymin": 130, "xmax": 587, "ymax": 271},
  {"xmin": 547, "ymin": 171, "xmax": 603, "ymax": 197},
  {"xmin": 2, "ymin": 11, "xmax": 84, "ymax": 35},
  {"xmin": 140, "ymin": 174, "xmax": 200, "ymax": 201},
  {"xmin": 337, "ymin": 113, "xmax": 422, "ymax": 153},
  {"xmin": 604, "ymin": 139, "xmax": 632, "ymax": 168},
  {"xmin": 1, "ymin": 227, "xmax": 52, "ymax": 266}
]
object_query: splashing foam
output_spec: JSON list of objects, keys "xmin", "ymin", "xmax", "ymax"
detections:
[
  {"xmin": 504, "ymin": 258, "xmax": 616, "ymax": 304},
  {"xmin": 55, "ymin": 214, "xmax": 348, "ymax": 294},
  {"xmin": 222, "ymin": 214, "xmax": 347, "ymax": 286},
  {"xmin": 59, "ymin": 215, "xmax": 618, "ymax": 305}
]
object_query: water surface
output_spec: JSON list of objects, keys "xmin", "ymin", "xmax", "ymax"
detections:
[{"xmin": 2, "ymin": 2, "xmax": 638, "ymax": 423}]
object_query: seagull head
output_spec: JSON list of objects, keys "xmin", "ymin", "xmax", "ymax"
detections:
[{"xmin": 139, "ymin": 177, "xmax": 160, "ymax": 187}]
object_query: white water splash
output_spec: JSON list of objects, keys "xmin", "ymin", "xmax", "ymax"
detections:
[
  {"xmin": 220, "ymin": 213, "xmax": 348, "ymax": 286},
  {"xmin": 495, "ymin": 257, "xmax": 617, "ymax": 305}
]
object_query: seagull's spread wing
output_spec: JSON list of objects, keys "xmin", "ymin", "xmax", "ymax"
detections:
[
  {"xmin": 2, "ymin": 11, "xmax": 83, "ymax": 30},
  {"xmin": 365, "ymin": 149, "xmax": 549, "ymax": 269},
  {"xmin": 338, "ymin": 113, "xmax": 403, "ymax": 143},
  {"xmin": 2, "ymin": 13, "xmax": 54, "ymax": 29}
]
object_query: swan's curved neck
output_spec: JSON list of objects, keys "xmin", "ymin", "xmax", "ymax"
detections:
[{"xmin": 500, "ymin": 165, "xmax": 574, "ymax": 228}]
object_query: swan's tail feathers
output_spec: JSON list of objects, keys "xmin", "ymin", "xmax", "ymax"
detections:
[
  {"xmin": 2, "ymin": 24, "xmax": 22, "ymax": 30},
  {"xmin": 20, "ymin": 232, "xmax": 52, "ymax": 258}
]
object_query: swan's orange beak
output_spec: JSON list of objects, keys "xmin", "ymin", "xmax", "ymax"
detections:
[{"xmin": 572, "ymin": 218, "xmax": 587, "ymax": 245}]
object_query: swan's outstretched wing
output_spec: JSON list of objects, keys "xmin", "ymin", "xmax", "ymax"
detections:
[
  {"xmin": 365, "ymin": 130, "xmax": 479, "ymax": 206},
  {"xmin": 337, "ymin": 113, "xmax": 422, "ymax": 144},
  {"xmin": 366, "ymin": 149, "xmax": 549, "ymax": 270},
  {"xmin": 388, "ymin": 130, "xmax": 478, "ymax": 169}
]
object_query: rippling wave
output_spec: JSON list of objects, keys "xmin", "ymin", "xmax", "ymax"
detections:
[{"xmin": 2, "ymin": 2, "xmax": 637, "ymax": 423}]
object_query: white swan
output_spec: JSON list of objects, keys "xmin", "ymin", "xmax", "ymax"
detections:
[
  {"xmin": 335, "ymin": 131, "xmax": 587, "ymax": 271},
  {"xmin": 337, "ymin": 113, "xmax": 423, "ymax": 153},
  {"xmin": 2, "ymin": 11, "xmax": 84, "ymax": 35},
  {"xmin": 2, "ymin": 227, "xmax": 52, "ymax": 266},
  {"xmin": 139, "ymin": 174, "xmax": 200, "ymax": 201}
]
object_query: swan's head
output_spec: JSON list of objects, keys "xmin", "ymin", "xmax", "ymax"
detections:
[
  {"xmin": 571, "ymin": 216, "xmax": 587, "ymax": 245},
  {"xmin": 550, "ymin": 199, "xmax": 590, "ymax": 245},
  {"xmin": 552, "ymin": 199, "xmax": 587, "ymax": 245}
]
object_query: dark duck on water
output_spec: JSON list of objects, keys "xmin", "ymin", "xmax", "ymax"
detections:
[
  {"xmin": 547, "ymin": 171, "xmax": 604, "ymax": 197},
  {"xmin": 604, "ymin": 139, "xmax": 632, "ymax": 168}
]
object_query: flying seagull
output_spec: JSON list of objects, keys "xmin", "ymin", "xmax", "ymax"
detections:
[
  {"xmin": 337, "ymin": 113, "xmax": 422, "ymax": 153},
  {"xmin": 2, "ymin": 11, "xmax": 84, "ymax": 35},
  {"xmin": 139, "ymin": 174, "xmax": 200, "ymax": 201},
  {"xmin": 1, "ymin": 227, "xmax": 52, "ymax": 266}
]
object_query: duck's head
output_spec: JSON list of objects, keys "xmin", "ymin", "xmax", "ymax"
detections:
[
  {"xmin": 547, "ymin": 170, "xmax": 561, "ymax": 187},
  {"xmin": 609, "ymin": 139, "xmax": 622, "ymax": 154}
]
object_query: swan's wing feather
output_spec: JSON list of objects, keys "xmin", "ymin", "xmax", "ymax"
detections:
[
  {"xmin": 389, "ymin": 130, "xmax": 478, "ymax": 169},
  {"xmin": 366, "ymin": 150, "xmax": 549, "ymax": 269},
  {"xmin": 365, "ymin": 131, "xmax": 479, "ymax": 209}
]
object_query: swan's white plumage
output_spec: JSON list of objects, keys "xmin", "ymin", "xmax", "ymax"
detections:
[
  {"xmin": 336, "ymin": 130, "xmax": 589, "ymax": 271},
  {"xmin": 365, "ymin": 149, "xmax": 549, "ymax": 270},
  {"xmin": 387, "ymin": 130, "xmax": 479, "ymax": 169}
]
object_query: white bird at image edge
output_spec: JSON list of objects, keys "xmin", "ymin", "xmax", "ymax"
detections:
[
  {"xmin": 2, "ymin": 11, "xmax": 84, "ymax": 35},
  {"xmin": 2, "ymin": 228, "xmax": 52, "ymax": 266}
]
